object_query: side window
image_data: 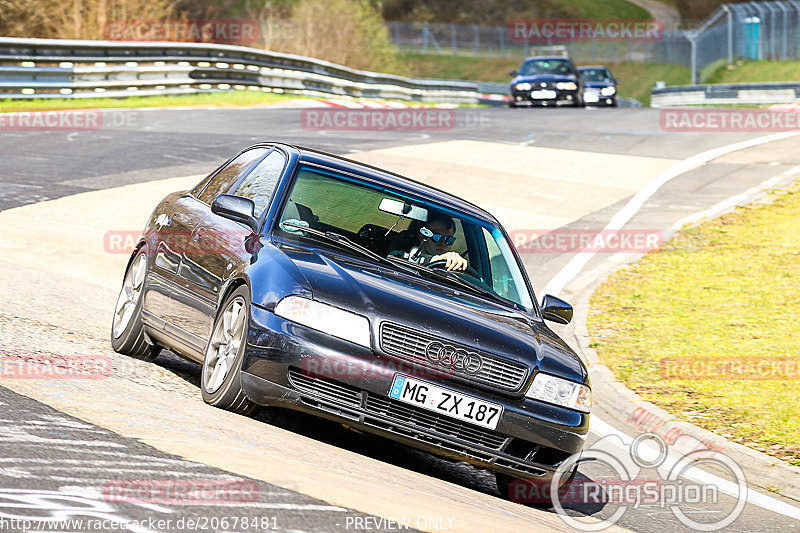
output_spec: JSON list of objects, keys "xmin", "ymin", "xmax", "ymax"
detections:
[
  {"xmin": 232, "ymin": 150, "xmax": 287, "ymax": 217},
  {"xmin": 197, "ymin": 148, "xmax": 268, "ymax": 205},
  {"xmin": 482, "ymin": 227, "xmax": 521, "ymax": 305}
]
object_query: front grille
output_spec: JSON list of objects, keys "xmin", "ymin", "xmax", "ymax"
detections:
[
  {"xmin": 286, "ymin": 370, "xmax": 568, "ymax": 474},
  {"xmin": 364, "ymin": 395, "xmax": 507, "ymax": 451},
  {"xmin": 380, "ymin": 322, "xmax": 528, "ymax": 391},
  {"xmin": 288, "ymin": 369, "xmax": 362, "ymax": 410}
]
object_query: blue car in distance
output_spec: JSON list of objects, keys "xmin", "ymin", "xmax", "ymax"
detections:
[
  {"xmin": 577, "ymin": 66, "xmax": 619, "ymax": 107},
  {"xmin": 111, "ymin": 142, "xmax": 591, "ymax": 502},
  {"xmin": 509, "ymin": 56, "xmax": 582, "ymax": 107}
]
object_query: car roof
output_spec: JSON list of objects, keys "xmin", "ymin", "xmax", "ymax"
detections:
[
  {"xmin": 264, "ymin": 143, "xmax": 500, "ymax": 223},
  {"xmin": 524, "ymin": 56, "xmax": 572, "ymax": 62},
  {"xmin": 578, "ymin": 65, "xmax": 610, "ymax": 70}
]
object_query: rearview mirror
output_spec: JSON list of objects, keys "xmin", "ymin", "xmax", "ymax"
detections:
[
  {"xmin": 211, "ymin": 194, "xmax": 260, "ymax": 233},
  {"xmin": 541, "ymin": 294, "xmax": 573, "ymax": 324},
  {"xmin": 378, "ymin": 198, "xmax": 428, "ymax": 222}
]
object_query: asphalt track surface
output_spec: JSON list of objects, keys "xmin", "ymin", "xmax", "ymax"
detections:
[{"xmin": 1, "ymin": 104, "xmax": 799, "ymax": 532}]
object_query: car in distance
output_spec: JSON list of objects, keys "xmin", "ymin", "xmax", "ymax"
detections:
[
  {"xmin": 509, "ymin": 56, "xmax": 583, "ymax": 108},
  {"xmin": 111, "ymin": 142, "xmax": 591, "ymax": 501},
  {"xmin": 577, "ymin": 66, "xmax": 619, "ymax": 107}
]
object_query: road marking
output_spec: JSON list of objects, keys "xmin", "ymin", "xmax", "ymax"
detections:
[
  {"xmin": 671, "ymin": 165, "xmax": 800, "ymax": 231},
  {"xmin": 543, "ymin": 130, "xmax": 800, "ymax": 297}
]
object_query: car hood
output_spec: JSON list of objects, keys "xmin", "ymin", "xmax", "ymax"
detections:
[
  {"xmin": 276, "ymin": 245, "xmax": 586, "ymax": 383},
  {"xmin": 511, "ymin": 74, "xmax": 577, "ymax": 86},
  {"xmin": 583, "ymin": 81, "xmax": 615, "ymax": 89}
]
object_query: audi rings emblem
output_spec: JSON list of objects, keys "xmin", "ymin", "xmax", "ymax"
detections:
[{"xmin": 425, "ymin": 341, "xmax": 483, "ymax": 374}]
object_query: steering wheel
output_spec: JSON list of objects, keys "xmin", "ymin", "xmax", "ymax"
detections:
[{"xmin": 427, "ymin": 259, "xmax": 480, "ymax": 279}]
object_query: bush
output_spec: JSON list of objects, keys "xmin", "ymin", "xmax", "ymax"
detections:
[
  {"xmin": 259, "ymin": 0, "xmax": 403, "ymax": 74},
  {"xmin": 0, "ymin": 0, "xmax": 175, "ymax": 40}
]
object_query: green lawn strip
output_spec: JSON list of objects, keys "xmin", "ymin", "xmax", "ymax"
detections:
[
  {"xmin": 560, "ymin": 0, "xmax": 652, "ymax": 20},
  {"xmin": 0, "ymin": 90, "xmax": 473, "ymax": 112},
  {"xmin": 707, "ymin": 60, "xmax": 800, "ymax": 84},
  {"xmin": 589, "ymin": 184, "xmax": 800, "ymax": 462}
]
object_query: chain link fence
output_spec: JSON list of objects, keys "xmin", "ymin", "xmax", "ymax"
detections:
[{"xmin": 388, "ymin": 1, "xmax": 800, "ymax": 83}]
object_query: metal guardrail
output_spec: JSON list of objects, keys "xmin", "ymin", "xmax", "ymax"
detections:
[
  {"xmin": 651, "ymin": 81, "xmax": 800, "ymax": 107},
  {"xmin": 0, "ymin": 37, "xmax": 481, "ymax": 102}
]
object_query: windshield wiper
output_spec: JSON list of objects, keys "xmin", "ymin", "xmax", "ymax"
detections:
[
  {"xmin": 280, "ymin": 222, "xmax": 419, "ymax": 276},
  {"xmin": 390, "ymin": 256, "xmax": 513, "ymax": 307}
]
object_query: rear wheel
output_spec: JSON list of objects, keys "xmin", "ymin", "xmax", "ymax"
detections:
[
  {"xmin": 111, "ymin": 251, "xmax": 159, "ymax": 361},
  {"xmin": 201, "ymin": 285, "xmax": 257, "ymax": 415}
]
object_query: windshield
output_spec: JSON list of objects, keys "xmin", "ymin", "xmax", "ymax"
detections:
[
  {"xmin": 580, "ymin": 68, "xmax": 613, "ymax": 82},
  {"xmin": 274, "ymin": 165, "xmax": 534, "ymax": 310},
  {"xmin": 520, "ymin": 59, "xmax": 575, "ymax": 77}
]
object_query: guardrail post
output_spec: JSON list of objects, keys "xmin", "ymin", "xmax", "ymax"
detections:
[
  {"xmin": 451, "ymin": 24, "xmax": 457, "ymax": 55},
  {"xmin": 690, "ymin": 35, "xmax": 698, "ymax": 85},
  {"xmin": 473, "ymin": 25, "xmax": 479, "ymax": 55}
]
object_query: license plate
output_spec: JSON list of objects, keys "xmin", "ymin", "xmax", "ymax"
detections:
[
  {"xmin": 388, "ymin": 375, "xmax": 503, "ymax": 430},
  {"xmin": 583, "ymin": 92, "xmax": 600, "ymax": 103},
  {"xmin": 530, "ymin": 90, "xmax": 557, "ymax": 99}
]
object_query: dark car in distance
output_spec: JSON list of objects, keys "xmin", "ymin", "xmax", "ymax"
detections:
[
  {"xmin": 577, "ymin": 66, "xmax": 619, "ymax": 107},
  {"xmin": 111, "ymin": 143, "xmax": 591, "ymax": 501},
  {"xmin": 509, "ymin": 56, "xmax": 583, "ymax": 107}
]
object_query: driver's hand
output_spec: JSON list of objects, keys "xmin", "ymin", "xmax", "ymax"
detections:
[{"xmin": 432, "ymin": 252, "xmax": 467, "ymax": 271}]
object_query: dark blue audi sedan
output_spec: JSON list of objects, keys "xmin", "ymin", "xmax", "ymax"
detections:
[
  {"xmin": 509, "ymin": 56, "xmax": 582, "ymax": 107},
  {"xmin": 577, "ymin": 66, "xmax": 619, "ymax": 107},
  {"xmin": 111, "ymin": 142, "xmax": 590, "ymax": 501}
]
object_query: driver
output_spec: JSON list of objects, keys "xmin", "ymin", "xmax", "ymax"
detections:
[{"xmin": 392, "ymin": 213, "xmax": 468, "ymax": 271}]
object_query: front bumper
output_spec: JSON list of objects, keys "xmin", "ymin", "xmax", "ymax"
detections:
[
  {"xmin": 510, "ymin": 88, "xmax": 580, "ymax": 107},
  {"xmin": 582, "ymin": 90, "xmax": 617, "ymax": 106},
  {"xmin": 241, "ymin": 305, "xmax": 589, "ymax": 481}
]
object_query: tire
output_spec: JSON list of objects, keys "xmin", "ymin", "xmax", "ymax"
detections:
[
  {"xmin": 111, "ymin": 250, "xmax": 160, "ymax": 361},
  {"xmin": 496, "ymin": 469, "xmax": 577, "ymax": 508},
  {"xmin": 201, "ymin": 285, "xmax": 257, "ymax": 415}
]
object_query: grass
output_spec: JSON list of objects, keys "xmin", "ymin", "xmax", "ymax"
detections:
[
  {"xmin": 707, "ymin": 59, "xmax": 800, "ymax": 84},
  {"xmin": 559, "ymin": 0, "xmax": 652, "ymax": 20},
  {"xmin": 589, "ymin": 183, "xmax": 800, "ymax": 463},
  {"xmin": 0, "ymin": 91, "xmax": 298, "ymax": 111},
  {"xmin": 399, "ymin": 53, "xmax": 691, "ymax": 106}
]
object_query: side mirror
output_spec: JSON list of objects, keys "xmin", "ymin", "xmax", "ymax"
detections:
[
  {"xmin": 509, "ymin": 70, "xmax": 518, "ymax": 77},
  {"xmin": 614, "ymin": 78, "xmax": 621, "ymax": 84},
  {"xmin": 541, "ymin": 294, "xmax": 573, "ymax": 324},
  {"xmin": 211, "ymin": 194, "xmax": 259, "ymax": 233}
]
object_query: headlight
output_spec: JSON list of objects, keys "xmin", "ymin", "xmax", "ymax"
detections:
[
  {"xmin": 556, "ymin": 82, "xmax": 578, "ymax": 91},
  {"xmin": 514, "ymin": 82, "xmax": 532, "ymax": 91},
  {"xmin": 274, "ymin": 296, "xmax": 371, "ymax": 348},
  {"xmin": 601, "ymin": 86, "xmax": 617, "ymax": 96},
  {"xmin": 525, "ymin": 373, "xmax": 591, "ymax": 412}
]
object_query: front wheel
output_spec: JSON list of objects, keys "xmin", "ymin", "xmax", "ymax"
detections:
[
  {"xmin": 201, "ymin": 285, "xmax": 257, "ymax": 415},
  {"xmin": 111, "ymin": 250, "xmax": 159, "ymax": 361},
  {"xmin": 496, "ymin": 469, "xmax": 577, "ymax": 508}
]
